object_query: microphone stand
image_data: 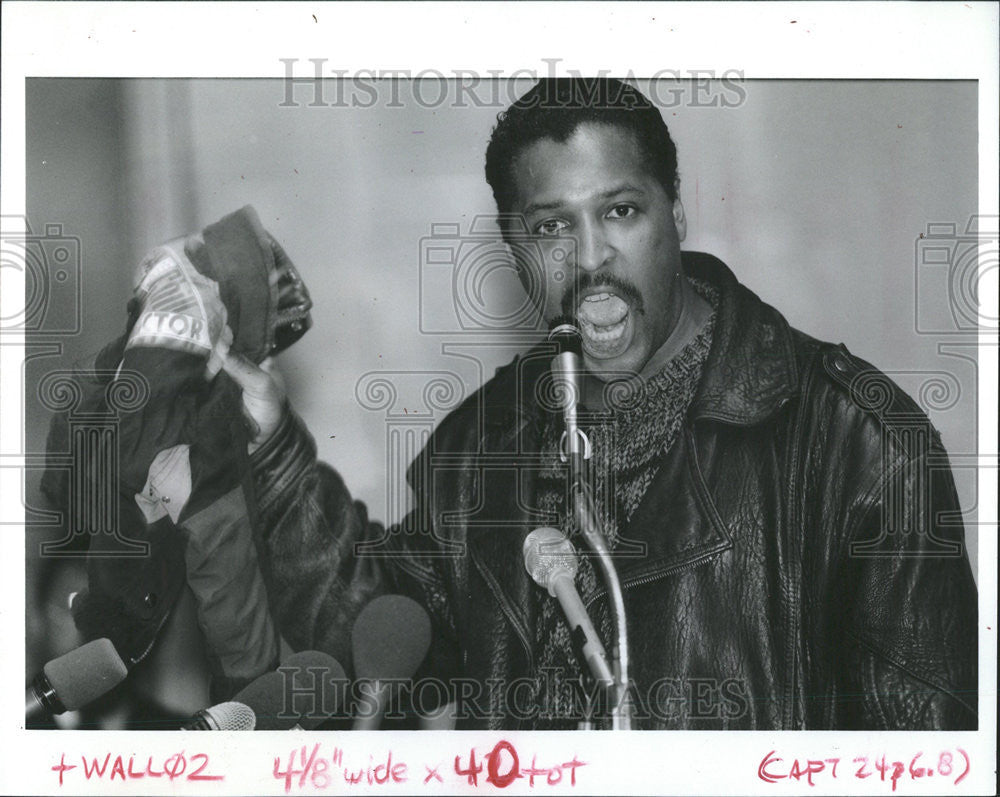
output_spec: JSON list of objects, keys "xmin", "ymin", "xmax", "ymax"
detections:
[
  {"xmin": 550, "ymin": 322, "xmax": 631, "ymax": 730},
  {"xmin": 563, "ymin": 443, "xmax": 632, "ymax": 730}
]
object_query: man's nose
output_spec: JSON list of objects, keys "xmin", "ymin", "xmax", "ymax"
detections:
[{"xmin": 573, "ymin": 221, "xmax": 613, "ymax": 273}]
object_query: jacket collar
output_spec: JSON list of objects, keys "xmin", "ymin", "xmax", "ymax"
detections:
[{"xmin": 685, "ymin": 252, "xmax": 800, "ymax": 424}]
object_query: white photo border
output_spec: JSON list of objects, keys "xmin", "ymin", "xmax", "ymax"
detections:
[{"xmin": 1, "ymin": 3, "xmax": 996, "ymax": 795}]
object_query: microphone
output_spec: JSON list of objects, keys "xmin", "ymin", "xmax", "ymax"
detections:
[
  {"xmin": 26, "ymin": 638, "xmax": 128, "ymax": 722},
  {"xmin": 523, "ymin": 527, "xmax": 614, "ymax": 686},
  {"xmin": 183, "ymin": 650, "xmax": 346, "ymax": 730},
  {"xmin": 351, "ymin": 594, "xmax": 431, "ymax": 730},
  {"xmin": 247, "ymin": 650, "xmax": 347, "ymax": 730},
  {"xmin": 547, "ymin": 320, "xmax": 589, "ymax": 465},
  {"xmin": 182, "ymin": 701, "xmax": 256, "ymax": 730}
]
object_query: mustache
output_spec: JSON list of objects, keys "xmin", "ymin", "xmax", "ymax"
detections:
[{"xmin": 559, "ymin": 273, "xmax": 645, "ymax": 321}]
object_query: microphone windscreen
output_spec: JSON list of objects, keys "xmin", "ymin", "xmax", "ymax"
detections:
[
  {"xmin": 42, "ymin": 638, "xmax": 128, "ymax": 711},
  {"xmin": 236, "ymin": 651, "xmax": 345, "ymax": 730},
  {"xmin": 351, "ymin": 595, "xmax": 431, "ymax": 680},
  {"xmin": 523, "ymin": 527, "xmax": 579, "ymax": 593},
  {"xmin": 547, "ymin": 318, "xmax": 582, "ymax": 357},
  {"xmin": 282, "ymin": 650, "xmax": 347, "ymax": 716},
  {"xmin": 203, "ymin": 701, "xmax": 256, "ymax": 730},
  {"xmin": 231, "ymin": 672, "xmax": 287, "ymax": 730}
]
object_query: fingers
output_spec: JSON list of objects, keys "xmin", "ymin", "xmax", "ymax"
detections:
[
  {"xmin": 220, "ymin": 348, "xmax": 270, "ymax": 394},
  {"xmin": 202, "ymin": 323, "xmax": 287, "ymax": 450},
  {"xmin": 204, "ymin": 325, "xmax": 234, "ymax": 381},
  {"xmin": 258, "ymin": 356, "xmax": 287, "ymax": 392},
  {"xmin": 220, "ymin": 348, "xmax": 287, "ymax": 449}
]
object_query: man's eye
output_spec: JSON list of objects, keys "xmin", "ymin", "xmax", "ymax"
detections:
[
  {"xmin": 535, "ymin": 219, "xmax": 568, "ymax": 236},
  {"xmin": 607, "ymin": 204, "xmax": 636, "ymax": 220}
]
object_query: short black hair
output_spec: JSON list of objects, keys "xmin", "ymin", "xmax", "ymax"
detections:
[{"xmin": 484, "ymin": 78, "xmax": 679, "ymax": 219}]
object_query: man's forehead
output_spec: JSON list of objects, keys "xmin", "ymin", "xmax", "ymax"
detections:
[{"xmin": 509, "ymin": 123, "xmax": 657, "ymax": 211}]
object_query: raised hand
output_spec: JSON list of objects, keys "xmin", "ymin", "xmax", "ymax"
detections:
[{"xmin": 210, "ymin": 326, "xmax": 287, "ymax": 452}]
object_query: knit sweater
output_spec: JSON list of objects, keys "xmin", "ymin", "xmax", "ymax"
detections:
[{"xmin": 529, "ymin": 279, "xmax": 718, "ymax": 728}]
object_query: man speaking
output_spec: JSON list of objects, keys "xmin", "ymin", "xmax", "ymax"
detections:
[{"xmin": 222, "ymin": 79, "xmax": 977, "ymax": 730}]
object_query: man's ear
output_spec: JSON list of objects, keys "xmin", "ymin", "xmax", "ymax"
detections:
[{"xmin": 672, "ymin": 197, "xmax": 687, "ymax": 242}]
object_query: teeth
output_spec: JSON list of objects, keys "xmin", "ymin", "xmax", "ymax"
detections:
[
  {"xmin": 577, "ymin": 292, "xmax": 629, "ymax": 329},
  {"xmin": 580, "ymin": 317, "xmax": 627, "ymax": 343}
]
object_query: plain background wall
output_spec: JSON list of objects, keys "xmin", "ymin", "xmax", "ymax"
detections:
[{"xmin": 25, "ymin": 80, "xmax": 980, "ymax": 683}]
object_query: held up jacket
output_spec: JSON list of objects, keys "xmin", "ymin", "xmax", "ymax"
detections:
[
  {"xmin": 251, "ymin": 253, "xmax": 978, "ymax": 729},
  {"xmin": 41, "ymin": 207, "xmax": 312, "ymax": 701}
]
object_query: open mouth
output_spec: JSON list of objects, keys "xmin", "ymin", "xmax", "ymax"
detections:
[{"xmin": 576, "ymin": 292, "xmax": 633, "ymax": 359}]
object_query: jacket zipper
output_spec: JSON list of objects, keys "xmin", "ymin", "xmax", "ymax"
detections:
[
  {"xmin": 470, "ymin": 549, "xmax": 536, "ymax": 672},
  {"xmin": 127, "ymin": 610, "xmax": 174, "ymax": 667},
  {"xmin": 583, "ymin": 555, "xmax": 714, "ymax": 612}
]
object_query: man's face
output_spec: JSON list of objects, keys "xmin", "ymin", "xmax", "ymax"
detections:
[{"xmin": 509, "ymin": 122, "xmax": 687, "ymax": 378}]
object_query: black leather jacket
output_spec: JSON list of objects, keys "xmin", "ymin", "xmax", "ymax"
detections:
[{"xmin": 251, "ymin": 253, "xmax": 977, "ymax": 730}]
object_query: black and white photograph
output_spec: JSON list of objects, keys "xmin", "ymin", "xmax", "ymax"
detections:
[{"xmin": 2, "ymin": 3, "xmax": 996, "ymax": 795}]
